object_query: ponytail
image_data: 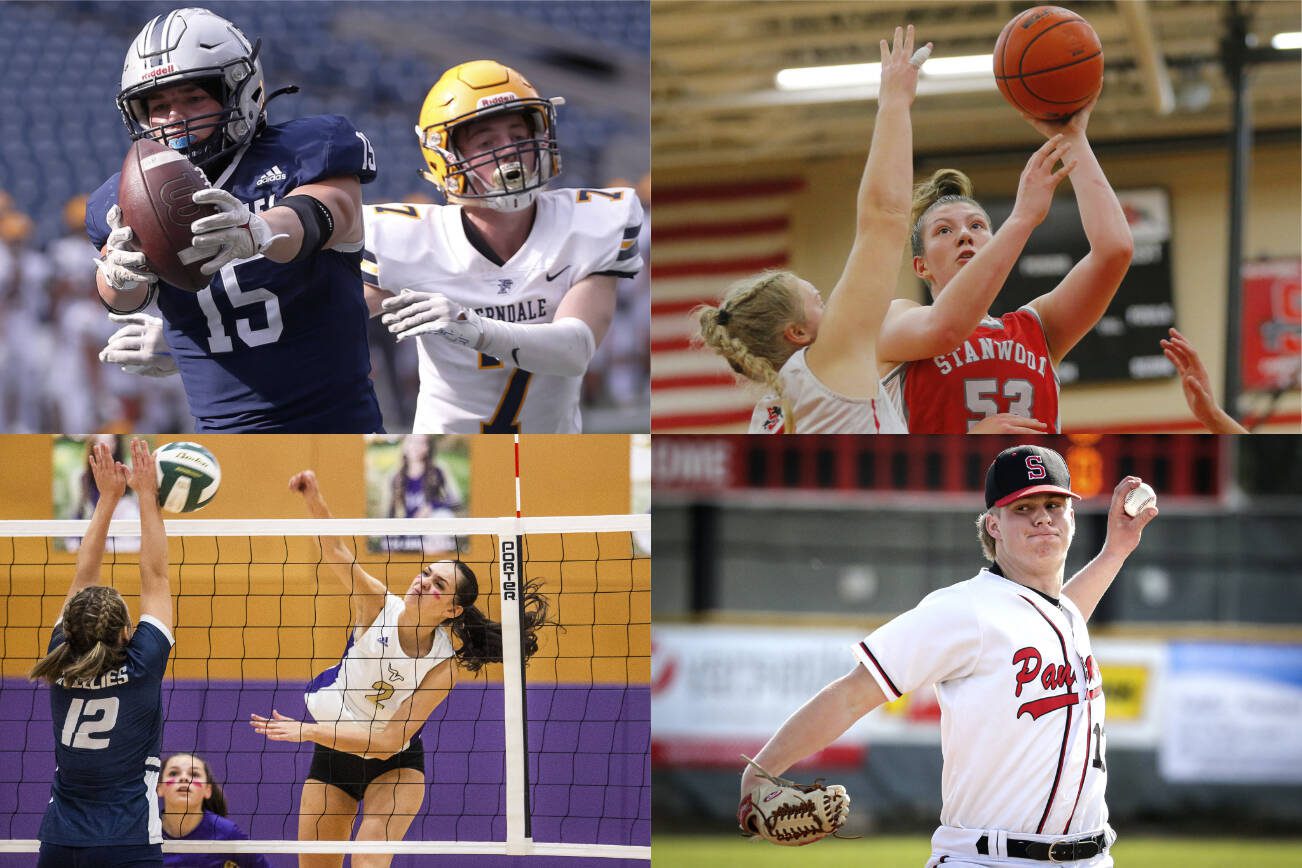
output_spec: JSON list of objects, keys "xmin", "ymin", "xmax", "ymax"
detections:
[
  {"xmin": 909, "ymin": 168, "xmax": 981, "ymax": 258},
  {"xmin": 447, "ymin": 562, "xmax": 552, "ymax": 674},
  {"xmin": 692, "ymin": 269, "xmax": 808, "ymax": 400},
  {"xmin": 29, "ymin": 586, "xmax": 129, "ymax": 686}
]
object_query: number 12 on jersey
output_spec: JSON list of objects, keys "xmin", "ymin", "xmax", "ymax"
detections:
[{"xmin": 60, "ymin": 697, "xmax": 120, "ymax": 749}]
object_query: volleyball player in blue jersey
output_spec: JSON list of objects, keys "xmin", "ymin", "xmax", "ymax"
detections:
[
  {"xmin": 29, "ymin": 438, "xmax": 174, "ymax": 867},
  {"xmin": 91, "ymin": 8, "xmax": 382, "ymax": 432}
]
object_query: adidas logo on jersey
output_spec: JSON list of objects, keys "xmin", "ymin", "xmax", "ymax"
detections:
[{"xmin": 255, "ymin": 165, "xmax": 288, "ymax": 186}]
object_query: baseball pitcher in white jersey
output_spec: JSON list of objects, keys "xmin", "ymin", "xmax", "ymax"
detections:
[
  {"xmin": 738, "ymin": 444, "xmax": 1160, "ymax": 865},
  {"xmin": 362, "ymin": 60, "xmax": 644, "ymax": 433}
]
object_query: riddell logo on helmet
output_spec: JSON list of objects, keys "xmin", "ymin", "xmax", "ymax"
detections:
[
  {"xmin": 142, "ymin": 64, "xmax": 177, "ymax": 80},
  {"xmin": 477, "ymin": 92, "xmax": 519, "ymax": 109}
]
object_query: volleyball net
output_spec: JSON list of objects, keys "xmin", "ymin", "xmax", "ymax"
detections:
[{"xmin": 0, "ymin": 514, "xmax": 650, "ymax": 864}]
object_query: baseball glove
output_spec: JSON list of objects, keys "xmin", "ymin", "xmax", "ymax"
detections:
[{"xmin": 737, "ymin": 755, "xmax": 851, "ymax": 846}]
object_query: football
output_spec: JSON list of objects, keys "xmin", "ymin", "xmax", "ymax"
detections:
[
  {"xmin": 117, "ymin": 138, "xmax": 218, "ymax": 293},
  {"xmin": 154, "ymin": 441, "xmax": 222, "ymax": 513}
]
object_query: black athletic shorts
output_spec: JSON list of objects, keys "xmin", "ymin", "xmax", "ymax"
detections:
[
  {"xmin": 307, "ymin": 734, "xmax": 425, "ymax": 801},
  {"xmin": 39, "ymin": 843, "xmax": 162, "ymax": 867}
]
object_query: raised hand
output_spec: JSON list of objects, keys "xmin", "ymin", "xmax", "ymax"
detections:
[
  {"xmin": 1009, "ymin": 134, "xmax": 1078, "ymax": 227},
  {"xmin": 87, "ymin": 440, "xmax": 128, "ymax": 501},
  {"xmin": 125, "ymin": 438, "xmax": 159, "ymax": 502},
  {"xmin": 878, "ymin": 24, "xmax": 931, "ymax": 107},
  {"xmin": 1022, "ymin": 88, "xmax": 1100, "ymax": 140},
  {"xmin": 1160, "ymin": 327, "xmax": 1247, "ymax": 433}
]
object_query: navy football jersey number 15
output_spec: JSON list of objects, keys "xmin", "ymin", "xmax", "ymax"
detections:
[
  {"xmin": 40, "ymin": 616, "xmax": 174, "ymax": 847},
  {"xmin": 87, "ymin": 114, "xmax": 383, "ymax": 432}
]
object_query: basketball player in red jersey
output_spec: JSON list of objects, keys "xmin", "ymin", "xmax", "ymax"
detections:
[{"xmin": 877, "ymin": 95, "xmax": 1134, "ymax": 433}]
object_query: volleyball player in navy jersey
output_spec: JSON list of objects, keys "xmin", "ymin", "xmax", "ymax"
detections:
[
  {"xmin": 91, "ymin": 8, "xmax": 382, "ymax": 432},
  {"xmin": 29, "ymin": 438, "xmax": 174, "ymax": 867}
]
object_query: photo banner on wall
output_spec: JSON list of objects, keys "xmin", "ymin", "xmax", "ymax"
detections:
[
  {"xmin": 364, "ymin": 434, "xmax": 470, "ymax": 555},
  {"xmin": 52, "ymin": 435, "xmax": 140, "ymax": 553},
  {"xmin": 1240, "ymin": 258, "xmax": 1301, "ymax": 394}
]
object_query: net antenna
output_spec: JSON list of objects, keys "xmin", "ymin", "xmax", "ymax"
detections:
[{"xmin": 500, "ymin": 433, "xmax": 531, "ymax": 852}]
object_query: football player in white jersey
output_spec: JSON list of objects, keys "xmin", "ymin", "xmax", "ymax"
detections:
[
  {"xmin": 250, "ymin": 470, "xmax": 549, "ymax": 868},
  {"xmin": 738, "ymin": 445, "xmax": 1159, "ymax": 866},
  {"xmin": 363, "ymin": 60, "xmax": 644, "ymax": 433}
]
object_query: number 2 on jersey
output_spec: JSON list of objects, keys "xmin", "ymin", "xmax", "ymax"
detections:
[{"xmin": 60, "ymin": 697, "xmax": 120, "ymax": 749}]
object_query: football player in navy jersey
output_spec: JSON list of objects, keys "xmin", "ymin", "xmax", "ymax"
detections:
[
  {"xmin": 90, "ymin": 7, "xmax": 382, "ymax": 432},
  {"xmin": 29, "ymin": 438, "xmax": 174, "ymax": 867}
]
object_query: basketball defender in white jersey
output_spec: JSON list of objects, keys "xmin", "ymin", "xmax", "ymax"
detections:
[
  {"xmin": 695, "ymin": 27, "xmax": 928, "ymax": 435},
  {"xmin": 363, "ymin": 60, "xmax": 644, "ymax": 433},
  {"xmin": 738, "ymin": 445, "xmax": 1159, "ymax": 866}
]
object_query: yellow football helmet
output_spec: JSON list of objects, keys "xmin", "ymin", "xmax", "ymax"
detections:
[{"xmin": 415, "ymin": 60, "xmax": 563, "ymax": 212}]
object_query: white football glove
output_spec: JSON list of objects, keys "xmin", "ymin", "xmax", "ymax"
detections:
[
  {"xmin": 99, "ymin": 312, "xmax": 178, "ymax": 378},
  {"xmin": 93, "ymin": 205, "xmax": 159, "ymax": 293},
  {"xmin": 380, "ymin": 289, "xmax": 485, "ymax": 347},
  {"xmin": 190, "ymin": 188, "xmax": 289, "ymax": 275}
]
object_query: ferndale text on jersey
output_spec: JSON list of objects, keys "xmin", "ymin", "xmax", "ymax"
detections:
[
  {"xmin": 57, "ymin": 665, "xmax": 131, "ymax": 690},
  {"xmin": 474, "ymin": 297, "xmax": 548, "ymax": 324},
  {"xmin": 932, "ymin": 336, "xmax": 1051, "ymax": 376}
]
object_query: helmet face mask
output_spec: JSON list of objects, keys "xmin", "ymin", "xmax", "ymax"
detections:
[
  {"xmin": 416, "ymin": 61, "xmax": 563, "ymax": 213},
  {"xmin": 117, "ymin": 9, "xmax": 266, "ymax": 168}
]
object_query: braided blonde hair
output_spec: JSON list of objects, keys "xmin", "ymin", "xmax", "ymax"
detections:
[
  {"xmin": 693, "ymin": 270, "xmax": 809, "ymax": 400},
  {"xmin": 909, "ymin": 168, "xmax": 983, "ymax": 259},
  {"xmin": 29, "ymin": 586, "xmax": 130, "ymax": 686}
]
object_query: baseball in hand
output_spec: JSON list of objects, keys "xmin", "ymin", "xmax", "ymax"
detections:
[{"xmin": 1123, "ymin": 482, "xmax": 1157, "ymax": 517}]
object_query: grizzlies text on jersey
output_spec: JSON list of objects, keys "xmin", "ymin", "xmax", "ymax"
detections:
[
  {"xmin": 88, "ymin": 116, "xmax": 382, "ymax": 432},
  {"xmin": 362, "ymin": 187, "xmax": 643, "ymax": 433}
]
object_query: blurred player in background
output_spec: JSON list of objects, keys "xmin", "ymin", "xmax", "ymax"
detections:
[
  {"xmin": 157, "ymin": 752, "xmax": 270, "ymax": 868},
  {"xmin": 91, "ymin": 7, "xmax": 383, "ymax": 432},
  {"xmin": 250, "ymin": 469, "xmax": 551, "ymax": 868},
  {"xmin": 879, "ymin": 96, "xmax": 1133, "ymax": 433},
  {"xmin": 364, "ymin": 60, "xmax": 644, "ymax": 433},
  {"xmin": 694, "ymin": 28, "xmax": 930, "ymax": 434},
  {"xmin": 738, "ymin": 445, "xmax": 1158, "ymax": 866},
  {"xmin": 0, "ymin": 208, "xmax": 52, "ymax": 431},
  {"xmin": 28, "ymin": 438, "xmax": 173, "ymax": 867},
  {"xmin": 1161, "ymin": 327, "xmax": 1250, "ymax": 433}
]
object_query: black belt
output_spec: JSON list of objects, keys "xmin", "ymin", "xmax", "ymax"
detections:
[{"xmin": 976, "ymin": 831, "xmax": 1107, "ymax": 862}]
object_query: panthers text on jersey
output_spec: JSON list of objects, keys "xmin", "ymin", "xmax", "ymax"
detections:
[
  {"xmin": 881, "ymin": 307, "xmax": 1061, "ymax": 434},
  {"xmin": 40, "ymin": 616, "xmax": 174, "ymax": 847},
  {"xmin": 362, "ymin": 187, "xmax": 644, "ymax": 433},
  {"xmin": 88, "ymin": 115, "xmax": 383, "ymax": 433}
]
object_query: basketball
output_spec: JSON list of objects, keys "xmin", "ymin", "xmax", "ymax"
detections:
[
  {"xmin": 154, "ymin": 442, "xmax": 222, "ymax": 513},
  {"xmin": 994, "ymin": 5, "xmax": 1103, "ymax": 121}
]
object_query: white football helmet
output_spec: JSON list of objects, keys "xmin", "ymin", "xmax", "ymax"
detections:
[{"xmin": 117, "ymin": 7, "xmax": 265, "ymax": 167}]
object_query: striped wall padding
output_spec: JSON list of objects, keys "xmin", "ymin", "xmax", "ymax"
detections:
[{"xmin": 651, "ymin": 178, "xmax": 806, "ymax": 432}]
